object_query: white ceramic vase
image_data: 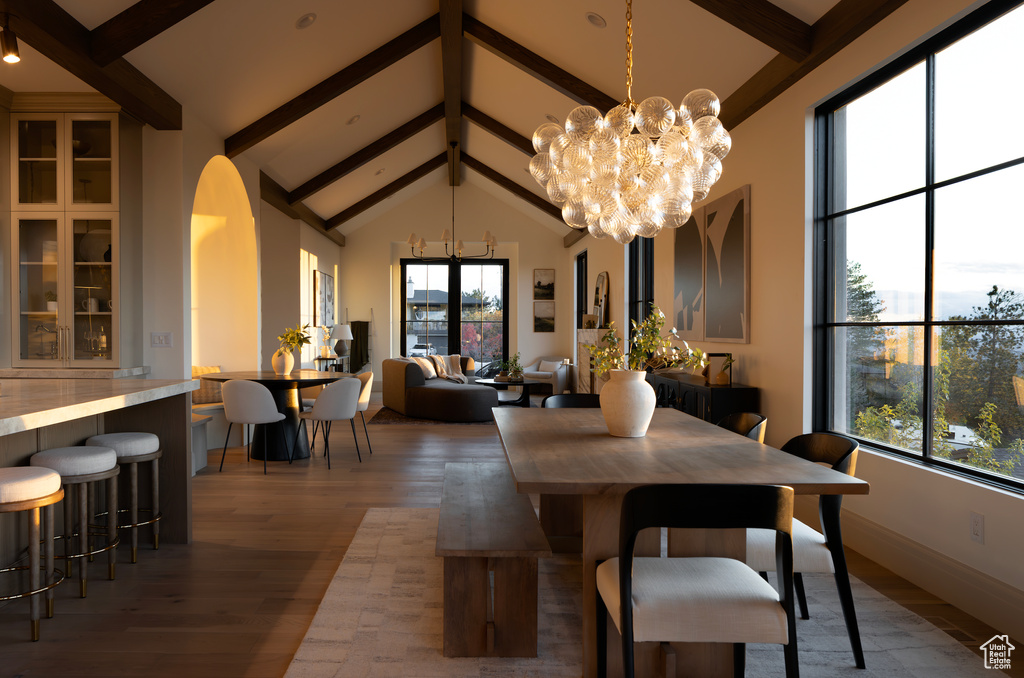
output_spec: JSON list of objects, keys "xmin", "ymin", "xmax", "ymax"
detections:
[
  {"xmin": 271, "ymin": 348, "xmax": 294, "ymax": 375},
  {"xmin": 599, "ymin": 369, "xmax": 656, "ymax": 437}
]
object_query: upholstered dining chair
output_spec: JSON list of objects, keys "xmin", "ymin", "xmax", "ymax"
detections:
[
  {"xmin": 717, "ymin": 412, "xmax": 768, "ymax": 443},
  {"xmin": 745, "ymin": 432, "xmax": 865, "ymax": 669},
  {"xmin": 541, "ymin": 393, "xmax": 601, "ymax": 408},
  {"xmin": 355, "ymin": 371, "xmax": 374, "ymax": 455},
  {"xmin": 296, "ymin": 378, "xmax": 361, "ymax": 469},
  {"xmin": 596, "ymin": 483, "xmax": 799, "ymax": 678},
  {"xmin": 220, "ymin": 380, "xmax": 287, "ymax": 475}
]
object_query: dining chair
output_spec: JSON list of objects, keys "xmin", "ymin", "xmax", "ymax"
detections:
[
  {"xmin": 596, "ymin": 483, "xmax": 799, "ymax": 678},
  {"xmin": 355, "ymin": 371, "xmax": 374, "ymax": 454},
  {"xmin": 300, "ymin": 384, "xmax": 324, "ymax": 452},
  {"xmin": 745, "ymin": 432, "xmax": 865, "ymax": 669},
  {"xmin": 220, "ymin": 380, "xmax": 287, "ymax": 475},
  {"xmin": 296, "ymin": 378, "xmax": 361, "ymax": 469},
  {"xmin": 541, "ymin": 393, "xmax": 601, "ymax": 408},
  {"xmin": 717, "ymin": 412, "xmax": 768, "ymax": 443}
]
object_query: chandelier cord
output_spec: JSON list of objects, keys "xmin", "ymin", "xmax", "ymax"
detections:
[{"xmin": 624, "ymin": 0, "xmax": 633, "ymax": 108}]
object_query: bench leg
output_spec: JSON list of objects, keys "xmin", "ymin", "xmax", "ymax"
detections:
[
  {"xmin": 493, "ymin": 556, "xmax": 539, "ymax": 657},
  {"xmin": 443, "ymin": 557, "xmax": 488, "ymax": 657}
]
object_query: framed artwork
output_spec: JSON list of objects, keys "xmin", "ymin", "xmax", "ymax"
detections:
[
  {"xmin": 673, "ymin": 185, "xmax": 750, "ymax": 344},
  {"xmin": 533, "ymin": 300, "xmax": 555, "ymax": 332},
  {"xmin": 533, "ymin": 269, "xmax": 555, "ymax": 300},
  {"xmin": 315, "ymin": 271, "xmax": 334, "ymax": 328}
]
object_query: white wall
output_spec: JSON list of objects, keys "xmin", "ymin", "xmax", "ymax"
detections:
[{"xmin": 337, "ymin": 173, "xmax": 574, "ymax": 383}]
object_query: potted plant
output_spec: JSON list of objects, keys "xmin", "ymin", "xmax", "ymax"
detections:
[
  {"xmin": 587, "ymin": 306, "xmax": 707, "ymax": 437},
  {"xmin": 505, "ymin": 352, "xmax": 524, "ymax": 381},
  {"xmin": 45, "ymin": 290, "xmax": 58, "ymax": 312},
  {"xmin": 272, "ymin": 324, "xmax": 311, "ymax": 375}
]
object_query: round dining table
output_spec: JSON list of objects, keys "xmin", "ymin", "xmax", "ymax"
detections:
[{"xmin": 201, "ymin": 370, "xmax": 350, "ymax": 462}]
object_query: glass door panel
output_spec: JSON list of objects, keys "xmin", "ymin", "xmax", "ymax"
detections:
[
  {"xmin": 459, "ymin": 263, "xmax": 505, "ymax": 368},
  {"xmin": 17, "ymin": 217, "xmax": 61, "ymax": 361},
  {"xmin": 71, "ymin": 218, "xmax": 114, "ymax": 361},
  {"xmin": 70, "ymin": 119, "xmax": 113, "ymax": 205},
  {"xmin": 17, "ymin": 119, "xmax": 59, "ymax": 206}
]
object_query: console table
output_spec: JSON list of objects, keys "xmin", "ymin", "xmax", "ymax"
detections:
[{"xmin": 651, "ymin": 371, "xmax": 759, "ymax": 423}]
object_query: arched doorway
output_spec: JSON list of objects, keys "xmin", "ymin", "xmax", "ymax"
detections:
[{"xmin": 191, "ymin": 156, "xmax": 257, "ymax": 370}]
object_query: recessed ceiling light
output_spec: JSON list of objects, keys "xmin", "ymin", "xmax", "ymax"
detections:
[
  {"xmin": 586, "ymin": 12, "xmax": 606, "ymax": 29},
  {"xmin": 546, "ymin": 114, "xmax": 559, "ymax": 124},
  {"xmin": 296, "ymin": 13, "xmax": 317, "ymax": 29},
  {"xmin": 375, "ymin": 168, "xmax": 386, "ymax": 176},
  {"xmin": 346, "ymin": 114, "xmax": 360, "ymax": 125}
]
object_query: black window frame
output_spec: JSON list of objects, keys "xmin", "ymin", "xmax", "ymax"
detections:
[
  {"xmin": 628, "ymin": 236, "xmax": 654, "ymax": 332},
  {"xmin": 813, "ymin": 0, "xmax": 1024, "ymax": 493}
]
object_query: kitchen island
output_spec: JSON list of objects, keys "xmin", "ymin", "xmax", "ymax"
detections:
[{"xmin": 0, "ymin": 378, "xmax": 198, "ymax": 566}]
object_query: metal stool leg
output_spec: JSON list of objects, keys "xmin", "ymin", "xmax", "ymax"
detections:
[
  {"xmin": 151, "ymin": 457, "xmax": 160, "ymax": 550},
  {"xmin": 107, "ymin": 473, "xmax": 118, "ymax": 579},
  {"xmin": 44, "ymin": 503, "xmax": 56, "ymax": 618},
  {"xmin": 129, "ymin": 461, "xmax": 139, "ymax": 563},
  {"xmin": 28, "ymin": 507, "xmax": 41, "ymax": 641}
]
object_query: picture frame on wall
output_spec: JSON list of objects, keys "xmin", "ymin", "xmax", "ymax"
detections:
[
  {"xmin": 533, "ymin": 269, "xmax": 555, "ymax": 300},
  {"xmin": 315, "ymin": 270, "xmax": 334, "ymax": 328},
  {"xmin": 534, "ymin": 301, "xmax": 555, "ymax": 332}
]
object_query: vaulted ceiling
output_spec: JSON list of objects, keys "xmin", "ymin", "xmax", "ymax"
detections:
[{"xmin": 0, "ymin": 0, "xmax": 908, "ymax": 247}]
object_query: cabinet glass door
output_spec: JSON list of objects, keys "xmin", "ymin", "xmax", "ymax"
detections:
[
  {"xmin": 70, "ymin": 119, "xmax": 113, "ymax": 207},
  {"xmin": 16, "ymin": 119, "xmax": 60, "ymax": 206},
  {"xmin": 16, "ymin": 217, "xmax": 62, "ymax": 361},
  {"xmin": 72, "ymin": 218, "xmax": 114, "ymax": 361}
]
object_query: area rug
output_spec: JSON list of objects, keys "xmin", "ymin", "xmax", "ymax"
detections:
[
  {"xmin": 286, "ymin": 508, "xmax": 1004, "ymax": 677},
  {"xmin": 367, "ymin": 407, "xmax": 495, "ymax": 425}
]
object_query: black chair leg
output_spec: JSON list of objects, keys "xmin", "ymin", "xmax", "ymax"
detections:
[
  {"xmin": 261, "ymin": 424, "xmax": 267, "ymax": 475},
  {"xmin": 783, "ymin": 637, "xmax": 799, "ymax": 678},
  {"xmin": 832, "ymin": 554, "xmax": 866, "ymax": 668},
  {"xmin": 733, "ymin": 643, "xmax": 745, "ymax": 678},
  {"xmin": 794, "ymin": 572, "xmax": 810, "ymax": 619},
  {"xmin": 350, "ymin": 419, "xmax": 362, "ymax": 462},
  {"xmin": 310, "ymin": 420, "xmax": 319, "ymax": 453},
  {"xmin": 595, "ymin": 588, "xmax": 608, "ymax": 678},
  {"xmin": 360, "ymin": 411, "xmax": 372, "ymax": 454},
  {"xmin": 323, "ymin": 422, "xmax": 331, "ymax": 470},
  {"xmin": 219, "ymin": 422, "xmax": 233, "ymax": 472}
]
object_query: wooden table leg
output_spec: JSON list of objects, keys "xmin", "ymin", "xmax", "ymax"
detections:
[{"xmin": 540, "ymin": 494, "xmax": 583, "ymax": 554}]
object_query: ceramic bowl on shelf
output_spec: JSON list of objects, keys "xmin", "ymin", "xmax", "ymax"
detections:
[{"xmin": 78, "ymin": 230, "xmax": 111, "ymax": 262}]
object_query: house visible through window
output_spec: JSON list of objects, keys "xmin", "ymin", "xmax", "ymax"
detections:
[{"xmin": 814, "ymin": 1, "xmax": 1024, "ymax": 489}]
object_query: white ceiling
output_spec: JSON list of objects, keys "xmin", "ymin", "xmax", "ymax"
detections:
[{"xmin": 0, "ymin": 0, "xmax": 843, "ymax": 238}]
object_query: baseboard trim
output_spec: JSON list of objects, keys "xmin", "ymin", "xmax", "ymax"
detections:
[{"xmin": 843, "ymin": 511, "xmax": 1024, "ymax": 641}]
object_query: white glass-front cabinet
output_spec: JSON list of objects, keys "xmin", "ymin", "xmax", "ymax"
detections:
[
  {"xmin": 12, "ymin": 112, "xmax": 118, "ymax": 211},
  {"xmin": 12, "ymin": 213, "xmax": 118, "ymax": 366}
]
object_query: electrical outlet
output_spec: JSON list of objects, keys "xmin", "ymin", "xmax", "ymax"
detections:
[
  {"xmin": 970, "ymin": 511, "xmax": 985, "ymax": 544},
  {"xmin": 151, "ymin": 332, "xmax": 173, "ymax": 348}
]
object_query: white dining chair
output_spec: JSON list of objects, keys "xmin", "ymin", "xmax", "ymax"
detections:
[
  {"xmin": 355, "ymin": 371, "xmax": 374, "ymax": 455},
  {"xmin": 296, "ymin": 378, "xmax": 361, "ymax": 469},
  {"xmin": 220, "ymin": 380, "xmax": 287, "ymax": 475}
]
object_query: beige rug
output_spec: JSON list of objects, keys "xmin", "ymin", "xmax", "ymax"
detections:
[{"xmin": 286, "ymin": 508, "xmax": 1003, "ymax": 677}]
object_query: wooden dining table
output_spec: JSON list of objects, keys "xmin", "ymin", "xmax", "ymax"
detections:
[
  {"xmin": 493, "ymin": 407, "xmax": 870, "ymax": 678},
  {"xmin": 202, "ymin": 370, "xmax": 349, "ymax": 461}
]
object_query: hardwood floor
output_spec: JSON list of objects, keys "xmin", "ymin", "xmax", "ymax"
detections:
[{"xmin": 1, "ymin": 397, "xmax": 1019, "ymax": 677}]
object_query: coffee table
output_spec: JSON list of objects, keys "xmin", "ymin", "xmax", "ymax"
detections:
[{"xmin": 474, "ymin": 377, "xmax": 546, "ymax": 407}]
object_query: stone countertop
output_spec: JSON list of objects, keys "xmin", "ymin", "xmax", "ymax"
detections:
[
  {"xmin": 0, "ymin": 366, "xmax": 151, "ymax": 379},
  {"xmin": 0, "ymin": 378, "xmax": 198, "ymax": 436}
]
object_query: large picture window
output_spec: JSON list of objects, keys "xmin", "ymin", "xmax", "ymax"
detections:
[{"xmin": 815, "ymin": 1, "xmax": 1024, "ymax": 489}]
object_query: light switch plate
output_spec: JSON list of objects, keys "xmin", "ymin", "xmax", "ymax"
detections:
[{"xmin": 151, "ymin": 332, "xmax": 173, "ymax": 348}]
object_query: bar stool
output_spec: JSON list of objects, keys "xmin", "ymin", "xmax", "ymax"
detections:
[
  {"xmin": 0, "ymin": 468, "xmax": 65, "ymax": 641},
  {"xmin": 86, "ymin": 432, "xmax": 162, "ymax": 563},
  {"xmin": 30, "ymin": 446, "xmax": 119, "ymax": 598}
]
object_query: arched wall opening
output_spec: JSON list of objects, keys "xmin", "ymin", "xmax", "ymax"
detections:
[{"xmin": 191, "ymin": 156, "xmax": 258, "ymax": 370}]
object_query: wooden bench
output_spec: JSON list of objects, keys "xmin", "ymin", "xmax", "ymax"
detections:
[{"xmin": 436, "ymin": 462, "xmax": 552, "ymax": 658}]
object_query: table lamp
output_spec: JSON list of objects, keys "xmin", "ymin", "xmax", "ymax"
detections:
[{"xmin": 333, "ymin": 324, "xmax": 354, "ymax": 357}]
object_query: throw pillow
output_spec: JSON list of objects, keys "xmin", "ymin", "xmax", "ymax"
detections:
[
  {"xmin": 411, "ymin": 357, "xmax": 437, "ymax": 379},
  {"xmin": 539, "ymin": 359, "xmax": 562, "ymax": 373},
  {"xmin": 429, "ymin": 354, "xmax": 450, "ymax": 379},
  {"xmin": 191, "ymin": 365, "xmax": 223, "ymax": 404}
]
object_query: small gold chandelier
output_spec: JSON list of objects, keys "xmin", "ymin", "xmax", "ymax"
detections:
[{"xmin": 530, "ymin": 0, "xmax": 731, "ymax": 244}]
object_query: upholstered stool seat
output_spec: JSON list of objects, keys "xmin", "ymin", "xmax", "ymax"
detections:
[
  {"xmin": 87, "ymin": 432, "xmax": 162, "ymax": 563},
  {"xmin": 31, "ymin": 447, "xmax": 119, "ymax": 598},
  {"xmin": 0, "ymin": 468, "xmax": 65, "ymax": 641}
]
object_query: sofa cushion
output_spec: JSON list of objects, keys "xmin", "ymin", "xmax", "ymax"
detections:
[
  {"xmin": 410, "ymin": 357, "xmax": 436, "ymax": 379},
  {"xmin": 539, "ymin": 359, "xmax": 561, "ymax": 373},
  {"xmin": 406, "ymin": 380, "xmax": 498, "ymax": 422},
  {"xmin": 191, "ymin": 365, "xmax": 223, "ymax": 404}
]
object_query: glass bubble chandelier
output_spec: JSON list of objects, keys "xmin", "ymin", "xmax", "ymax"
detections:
[{"xmin": 529, "ymin": 0, "xmax": 731, "ymax": 244}]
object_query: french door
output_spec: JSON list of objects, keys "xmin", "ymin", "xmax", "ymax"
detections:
[{"xmin": 400, "ymin": 259, "xmax": 509, "ymax": 369}]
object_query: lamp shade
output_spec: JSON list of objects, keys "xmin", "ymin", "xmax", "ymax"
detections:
[{"xmin": 334, "ymin": 324, "xmax": 354, "ymax": 341}]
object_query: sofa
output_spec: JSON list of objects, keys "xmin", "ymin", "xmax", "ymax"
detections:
[
  {"xmin": 382, "ymin": 357, "xmax": 499, "ymax": 422},
  {"xmin": 523, "ymin": 356, "xmax": 569, "ymax": 395}
]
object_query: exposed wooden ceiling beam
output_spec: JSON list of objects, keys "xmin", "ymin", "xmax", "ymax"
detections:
[
  {"xmin": 689, "ymin": 0, "xmax": 812, "ymax": 62},
  {"xmin": 225, "ymin": 14, "xmax": 441, "ymax": 158},
  {"xmin": 288, "ymin": 103, "xmax": 444, "ymax": 205},
  {"xmin": 463, "ymin": 14, "xmax": 619, "ymax": 112},
  {"xmin": 440, "ymin": 0, "xmax": 462, "ymax": 185},
  {"xmin": 720, "ymin": 0, "xmax": 909, "ymax": 130},
  {"xmin": 90, "ymin": 0, "xmax": 216, "ymax": 66},
  {"xmin": 563, "ymin": 229, "xmax": 586, "ymax": 248},
  {"xmin": 327, "ymin": 153, "xmax": 447, "ymax": 228},
  {"xmin": 260, "ymin": 172, "xmax": 345, "ymax": 246},
  {"xmin": 461, "ymin": 154, "xmax": 562, "ymax": 223},
  {"xmin": 0, "ymin": 0, "xmax": 181, "ymax": 129},
  {"xmin": 462, "ymin": 103, "xmax": 532, "ymax": 156}
]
